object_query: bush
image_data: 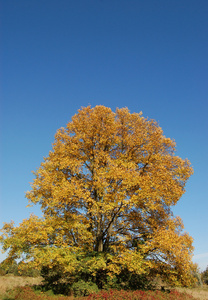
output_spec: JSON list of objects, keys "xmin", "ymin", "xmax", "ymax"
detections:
[
  {"xmin": 13, "ymin": 286, "xmax": 38, "ymax": 300},
  {"xmin": 40, "ymin": 261, "xmax": 153, "ymax": 296},
  {"xmin": 71, "ymin": 280, "xmax": 99, "ymax": 297},
  {"xmin": 115, "ymin": 268, "xmax": 154, "ymax": 290},
  {"xmin": 40, "ymin": 265, "xmax": 72, "ymax": 295}
]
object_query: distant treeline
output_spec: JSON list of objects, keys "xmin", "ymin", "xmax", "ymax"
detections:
[{"xmin": 0, "ymin": 260, "xmax": 40, "ymax": 277}]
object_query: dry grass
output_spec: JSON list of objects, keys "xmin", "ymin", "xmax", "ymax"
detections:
[
  {"xmin": 176, "ymin": 286, "xmax": 208, "ymax": 300},
  {"xmin": 0, "ymin": 274, "xmax": 42, "ymax": 296}
]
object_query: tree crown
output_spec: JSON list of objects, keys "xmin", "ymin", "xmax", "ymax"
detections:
[{"xmin": 1, "ymin": 105, "xmax": 195, "ymax": 287}]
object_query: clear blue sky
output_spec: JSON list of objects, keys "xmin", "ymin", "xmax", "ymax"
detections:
[{"xmin": 1, "ymin": 0, "xmax": 208, "ymax": 271}]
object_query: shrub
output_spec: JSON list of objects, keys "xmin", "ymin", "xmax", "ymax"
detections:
[
  {"xmin": 84, "ymin": 289, "xmax": 197, "ymax": 300},
  {"xmin": 71, "ymin": 280, "xmax": 99, "ymax": 297},
  {"xmin": 40, "ymin": 265, "xmax": 72, "ymax": 295}
]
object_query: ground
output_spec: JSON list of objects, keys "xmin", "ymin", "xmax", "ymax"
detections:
[{"xmin": 0, "ymin": 275, "xmax": 208, "ymax": 299}]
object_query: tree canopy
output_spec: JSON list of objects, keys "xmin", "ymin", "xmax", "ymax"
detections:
[{"xmin": 0, "ymin": 106, "xmax": 196, "ymax": 289}]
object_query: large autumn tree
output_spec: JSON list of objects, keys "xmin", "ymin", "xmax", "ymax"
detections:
[{"xmin": 1, "ymin": 106, "xmax": 196, "ymax": 289}]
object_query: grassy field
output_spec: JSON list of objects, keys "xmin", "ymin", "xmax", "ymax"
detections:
[
  {"xmin": 175, "ymin": 286, "xmax": 208, "ymax": 300},
  {"xmin": 0, "ymin": 275, "xmax": 208, "ymax": 299},
  {"xmin": 0, "ymin": 275, "xmax": 42, "ymax": 299}
]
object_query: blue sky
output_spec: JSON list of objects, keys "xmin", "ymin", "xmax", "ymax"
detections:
[{"xmin": 1, "ymin": 0, "xmax": 208, "ymax": 271}]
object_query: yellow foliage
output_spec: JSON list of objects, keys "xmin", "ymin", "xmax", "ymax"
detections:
[{"xmin": 0, "ymin": 106, "xmax": 194, "ymax": 286}]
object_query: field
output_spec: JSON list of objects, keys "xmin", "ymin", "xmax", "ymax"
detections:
[
  {"xmin": 0, "ymin": 275, "xmax": 208, "ymax": 299},
  {"xmin": 175, "ymin": 286, "xmax": 208, "ymax": 300},
  {"xmin": 0, "ymin": 275, "xmax": 42, "ymax": 298}
]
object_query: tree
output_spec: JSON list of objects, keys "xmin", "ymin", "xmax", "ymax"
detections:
[
  {"xmin": 0, "ymin": 106, "xmax": 195, "ymax": 290},
  {"xmin": 202, "ymin": 266, "xmax": 208, "ymax": 285}
]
